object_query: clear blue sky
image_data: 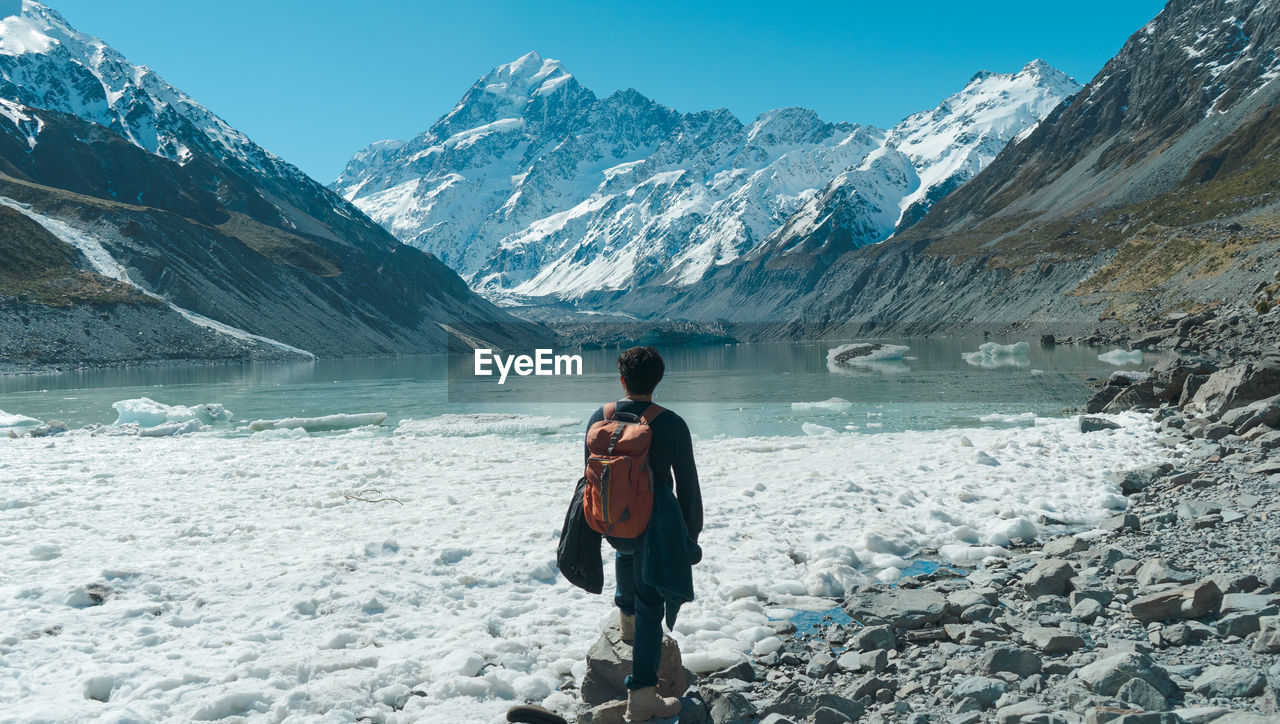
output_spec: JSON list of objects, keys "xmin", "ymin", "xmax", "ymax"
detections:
[{"xmin": 52, "ymin": 0, "xmax": 1167, "ymax": 184}]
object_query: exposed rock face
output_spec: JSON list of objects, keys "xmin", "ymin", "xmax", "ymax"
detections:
[
  {"xmin": 1186, "ymin": 361, "xmax": 1280, "ymax": 420},
  {"xmin": 0, "ymin": 2, "xmax": 530, "ymax": 367}
]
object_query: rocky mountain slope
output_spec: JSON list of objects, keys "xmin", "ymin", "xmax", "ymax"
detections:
[
  {"xmin": 334, "ymin": 53, "xmax": 1078, "ymax": 301},
  {"xmin": 619, "ymin": 0, "xmax": 1280, "ymax": 338},
  {"xmin": 0, "ymin": 1, "xmax": 528, "ymax": 369}
]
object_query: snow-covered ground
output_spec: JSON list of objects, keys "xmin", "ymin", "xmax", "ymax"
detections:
[{"xmin": 0, "ymin": 410, "xmax": 1168, "ymax": 721}]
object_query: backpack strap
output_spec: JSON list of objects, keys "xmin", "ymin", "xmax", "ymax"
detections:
[
  {"xmin": 604, "ymin": 401, "xmax": 616, "ymax": 421},
  {"xmin": 640, "ymin": 404, "xmax": 665, "ymax": 425}
]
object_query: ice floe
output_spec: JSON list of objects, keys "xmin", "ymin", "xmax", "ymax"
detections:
[
  {"xmin": 961, "ymin": 341, "xmax": 1030, "ymax": 367},
  {"xmin": 248, "ymin": 412, "xmax": 388, "ymax": 432},
  {"xmin": 395, "ymin": 413, "xmax": 580, "ymax": 437},
  {"xmin": 1098, "ymin": 349, "xmax": 1144, "ymax": 365}
]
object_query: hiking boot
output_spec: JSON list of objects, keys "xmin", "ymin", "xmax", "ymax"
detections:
[
  {"xmin": 625, "ymin": 686, "xmax": 680, "ymax": 721},
  {"xmin": 618, "ymin": 611, "xmax": 635, "ymax": 643}
]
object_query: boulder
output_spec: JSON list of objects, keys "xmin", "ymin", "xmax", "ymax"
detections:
[
  {"xmin": 1104, "ymin": 381, "xmax": 1159, "ymax": 413},
  {"xmin": 581, "ymin": 625, "xmax": 687, "ymax": 706},
  {"xmin": 1082, "ymin": 416, "xmax": 1122, "ymax": 433},
  {"xmin": 1087, "ymin": 387, "xmax": 1123, "ymax": 414},
  {"xmin": 700, "ymin": 684, "xmax": 757, "ymax": 724},
  {"xmin": 850, "ymin": 624, "xmax": 896, "ymax": 651},
  {"xmin": 950, "ymin": 676, "xmax": 1008, "ymax": 707},
  {"xmin": 1192, "ymin": 665, "xmax": 1266, "ymax": 698},
  {"xmin": 1128, "ymin": 580, "xmax": 1222, "ymax": 624},
  {"xmin": 1134, "ymin": 559, "xmax": 1196, "ymax": 588},
  {"xmin": 1117, "ymin": 676, "xmax": 1167, "ymax": 712},
  {"xmin": 1022, "ymin": 559, "xmax": 1076, "ymax": 598},
  {"xmin": 1077, "ymin": 651, "xmax": 1178, "ymax": 697},
  {"xmin": 1234, "ymin": 394, "xmax": 1280, "ymax": 434},
  {"xmin": 1043, "ymin": 536, "xmax": 1089, "ymax": 556},
  {"xmin": 578, "ymin": 701, "xmax": 627, "ymax": 724},
  {"xmin": 1186, "ymin": 360, "xmax": 1280, "ymax": 419},
  {"xmin": 1252, "ymin": 616, "xmax": 1280, "ymax": 653},
  {"xmin": 977, "ymin": 645, "xmax": 1042, "ymax": 676},
  {"xmin": 1108, "ymin": 465, "xmax": 1170, "ymax": 495},
  {"xmin": 843, "ymin": 590, "xmax": 945, "ymax": 630},
  {"xmin": 1022, "ymin": 626, "xmax": 1085, "ymax": 654}
]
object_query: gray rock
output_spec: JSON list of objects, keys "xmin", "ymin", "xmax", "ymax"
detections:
[
  {"xmin": 1086, "ymin": 388, "xmax": 1123, "ymax": 414},
  {"xmin": 1077, "ymin": 651, "xmax": 1178, "ymax": 697},
  {"xmin": 850, "ymin": 624, "xmax": 897, "ymax": 651},
  {"xmin": 1262, "ymin": 564, "xmax": 1280, "ymax": 592},
  {"xmin": 1072, "ymin": 598, "xmax": 1106, "ymax": 623},
  {"xmin": 1117, "ymin": 676, "xmax": 1167, "ymax": 711},
  {"xmin": 1043, "ymin": 535, "xmax": 1089, "ymax": 556},
  {"xmin": 994, "ymin": 699, "xmax": 1048, "ymax": 724},
  {"xmin": 1187, "ymin": 360, "xmax": 1280, "ymax": 419},
  {"xmin": 1220, "ymin": 592, "xmax": 1278, "ymax": 613},
  {"xmin": 951, "ymin": 676, "xmax": 1008, "ymax": 707},
  {"xmin": 844, "ymin": 590, "xmax": 945, "ymax": 630},
  {"xmin": 1105, "ymin": 382, "xmax": 1160, "ymax": 413},
  {"xmin": 1101, "ymin": 513, "xmax": 1140, "ymax": 533},
  {"xmin": 1216, "ymin": 611, "xmax": 1265, "ymax": 638},
  {"xmin": 1128, "ymin": 579, "xmax": 1222, "ymax": 624},
  {"xmin": 947, "ymin": 587, "xmax": 999, "ymax": 613},
  {"xmin": 1022, "ymin": 626, "xmax": 1086, "ymax": 654},
  {"xmin": 1022, "ymin": 559, "xmax": 1077, "ymax": 598},
  {"xmin": 1098, "ymin": 546, "xmax": 1134, "ymax": 569},
  {"xmin": 1134, "ymin": 559, "xmax": 1196, "ymax": 588},
  {"xmin": 582, "ymin": 628, "xmax": 686, "ymax": 706},
  {"xmin": 1108, "ymin": 465, "xmax": 1169, "ymax": 495},
  {"xmin": 1167, "ymin": 707, "xmax": 1230, "ymax": 724},
  {"xmin": 701, "ymin": 684, "xmax": 757, "ymax": 724},
  {"xmin": 859, "ymin": 649, "xmax": 889, "ymax": 673},
  {"xmin": 812, "ymin": 707, "xmax": 851, "ymax": 724},
  {"xmin": 1232, "ymin": 393, "xmax": 1280, "ymax": 434},
  {"xmin": 1112, "ymin": 714, "xmax": 1181, "ymax": 724},
  {"xmin": 1251, "ymin": 616, "xmax": 1280, "ymax": 653},
  {"xmin": 978, "ymin": 645, "xmax": 1042, "ymax": 676},
  {"xmin": 805, "ymin": 652, "xmax": 836, "ymax": 679},
  {"xmin": 1192, "ymin": 665, "xmax": 1266, "ymax": 698},
  {"xmin": 1082, "ymin": 416, "xmax": 1122, "ymax": 432},
  {"xmin": 707, "ymin": 661, "xmax": 755, "ymax": 683}
]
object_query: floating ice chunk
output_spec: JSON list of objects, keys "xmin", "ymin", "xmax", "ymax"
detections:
[
  {"xmin": 395, "ymin": 414, "xmax": 578, "ymax": 437},
  {"xmin": 792, "ymin": 397, "xmax": 853, "ymax": 413},
  {"xmin": 112, "ymin": 398, "xmax": 231, "ymax": 428},
  {"xmin": 248, "ymin": 413, "xmax": 387, "ymax": 433},
  {"xmin": 979, "ymin": 412, "xmax": 1036, "ymax": 427},
  {"xmin": 962, "ymin": 341, "xmax": 1030, "ymax": 368},
  {"xmin": 0, "ymin": 409, "xmax": 42, "ymax": 430},
  {"xmin": 826, "ymin": 343, "xmax": 911, "ymax": 374},
  {"xmin": 801, "ymin": 422, "xmax": 837, "ymax": 436},
  {"xmin": 1098, "ymin": 349, "xmax": 1143, "ymax": 365}
]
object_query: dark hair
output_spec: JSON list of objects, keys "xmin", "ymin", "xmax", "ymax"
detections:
[{"xmin": 617, "ymin": 346, "xmax": 665, "ymax": 395}]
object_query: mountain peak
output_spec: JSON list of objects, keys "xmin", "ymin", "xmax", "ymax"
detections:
[{"xmin": 0, "ymin": 0, "xmax": 69, "ymax": 55}]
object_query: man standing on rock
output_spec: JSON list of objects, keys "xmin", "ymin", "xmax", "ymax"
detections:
[{"xmin": 584, "ymin": 346, "xmax": 703, "ymax": 721}]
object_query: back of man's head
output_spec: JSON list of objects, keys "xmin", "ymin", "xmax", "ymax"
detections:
[{"xmin": 618, "ymin": 346, "xmax": 665, "ymax": 396}]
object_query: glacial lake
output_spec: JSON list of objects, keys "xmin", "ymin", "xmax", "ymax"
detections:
[{"xmin": 0, "ymin": 338, "xmax": 1167, "ymax": 437}]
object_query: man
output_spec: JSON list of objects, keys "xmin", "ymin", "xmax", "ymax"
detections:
[{"xmin": 584, "ymin": 346, "xmax": 702, "ymax": 721}]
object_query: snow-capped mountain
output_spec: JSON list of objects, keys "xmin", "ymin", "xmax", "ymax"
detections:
[
  {"xmin": 335, "ymin": 53, "xmax": 1080, "ymax": 300},
  {"xmin": 0, "ymin": 0, "xmax": 529, "ymax": 360}
]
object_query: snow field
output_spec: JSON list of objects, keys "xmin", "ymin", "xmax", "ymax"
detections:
[{"xmin": 0, "ymin": 410, "xmax": 1168, "ymax": 721}]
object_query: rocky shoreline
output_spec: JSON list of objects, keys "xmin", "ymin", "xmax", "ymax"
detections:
[{"xmin": 570, "ymin": 352, "xmax": 1279, "ymax": 723}]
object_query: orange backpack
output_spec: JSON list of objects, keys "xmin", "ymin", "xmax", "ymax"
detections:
[{"xmin": 583, "ymin": 402, "xmax": 664, "ymax": 538}]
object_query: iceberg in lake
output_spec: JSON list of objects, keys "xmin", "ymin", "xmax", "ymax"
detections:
[
  {"xmin": 826, "ymin": 343, "xmax": 910, "ymax": 374},
  {"xmin": 962, "ymin": 341, "xmax": 1030, "ymax": 368},
  {"xmin": 112, "ymin": 398, "xmax": 232, "ymax": 428},
  {"xmin": 1097, "ymin": 349, "xmax": 1143, "ymax": 366},
  {"xmin": 0, "ymin": 410, "xmax": 43, "ymax": 431}
]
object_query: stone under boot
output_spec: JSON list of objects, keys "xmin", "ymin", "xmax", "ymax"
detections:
[
  {"xmin": 618, "ymin": 611, "xmax": 635, "ymax": 643},
  {"xmin": 625, "ymin": 685, "xmax": 680, "ymax": 721}
]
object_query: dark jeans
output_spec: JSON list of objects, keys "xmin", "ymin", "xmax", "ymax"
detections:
[{"xmin": 612, "ymin": 539, "xmax": 664, "ymax": 690}]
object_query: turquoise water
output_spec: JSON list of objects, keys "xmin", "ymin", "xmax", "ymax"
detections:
[{"xmin": 0, "ymin": 338, "xmax": 1162, "ymax": 436}]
